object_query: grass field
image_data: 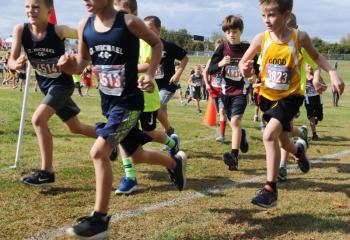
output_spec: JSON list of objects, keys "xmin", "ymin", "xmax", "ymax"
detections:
[{"xmin": 0, "ymin": 57, "xmax": 349, "ymax": 239}]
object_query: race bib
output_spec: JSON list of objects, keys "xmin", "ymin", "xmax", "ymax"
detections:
[
  {"xmin": 264, "ymin": 64, "xmax": 291, "ymax": 91},
  {"xmin": 93, "ymin": 65, "xmax": 126, "ymax": 96},
  {"xmin": 305, "ymin": 82, "xmax": 318, "ymax": 96},
  {"xmin": 211, "ymin": 75, "xmax": 222, "ymax": 88},
  {"xmin": 31, "ymin": 57, "xmax": 61, "ymax": 78},
  {"xmin": 224, "ymin": 64, "xmax": 241, "ymax": 81},
  {"xmin": 155, "ymin": 64, "xmax": 164, "ymax": 79}
]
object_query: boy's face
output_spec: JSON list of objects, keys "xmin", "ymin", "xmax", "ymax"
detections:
[
  {"xmin": 24, "ymin": 0, "xmax": 50, "ymax": 24},
  {"xmin": 225, "ymin": 29, "xmax": 242, "ymax": 44},
  {"xmin": 82, "ymin": 0, "xmax": 111, "ymax": 15},
  {"xmin": 195, "ymin": 66, "xmax": 201, "ymax": 74},
  {"xmin": 305, "ymin": 64, "xmax": 313, "ymax": 74},
  {"xmin": 260, "ymin": 3, "xmax": 291, "ymax": 33},
  {"xmin": 144, "ymin": 20, "xmax": 160, "ymax": 36}
]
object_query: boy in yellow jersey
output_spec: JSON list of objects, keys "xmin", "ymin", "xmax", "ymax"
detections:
[
  {"xmin": 114, "ymin": 0, "xmax": 186, "ymax": 195},
  {"xmin": 239, "ymin": 0, "xmax": 344, "ymax": 208}
]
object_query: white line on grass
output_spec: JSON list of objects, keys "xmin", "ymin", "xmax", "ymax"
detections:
[{"xmin": 25, "ymin": 148, "xmax": 350, "ymax": 240}]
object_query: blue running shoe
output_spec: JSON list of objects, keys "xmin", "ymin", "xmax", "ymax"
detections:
[
  {"xmin": 115, "ymin": 177, "xmax": 138, "ymax": 195},
  {"xmin": 167, "ymin": 134, "xmax": 180, "ymax": 156},
  {"xmin": 251, "ymin": 186, "xmax": 278, "ymax": 208}
]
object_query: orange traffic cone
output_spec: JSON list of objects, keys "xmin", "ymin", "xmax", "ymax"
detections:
[{"xmin": 203, "ymin": 96, "xmax": 217, "ymax": 126}]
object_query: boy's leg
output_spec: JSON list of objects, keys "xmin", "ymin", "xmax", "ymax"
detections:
[
  {"xmin": 90, "ymin": 137, "xmax": 114, "ymax": 214},
  {"xmin": 32, "ymin": 104, "xmax": 56, "ymax": 172},
  {"xmin": 64, "ymin": 116, "xmax": 97, "ymax": 138}
]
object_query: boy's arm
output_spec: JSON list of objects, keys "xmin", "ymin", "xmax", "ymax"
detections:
[
  {"xmin": 188, "ymin": 75, "xmax": 193, "ymax": 85},
  {"xmin": 300, "ymin": 31, "xmax": 344, "ymax": 94},
  {"xmin": 239, "ymin": 33, "xmax": 263, "ymax": 78},
  {"xmin": 203, "ymin": 59, "xmax": 211, "ymax": 89},
  {"xmin": 57, "ymin": 19, "xmax": 90, "ymax": 75},
  {"xmin": 125, "ymin": 14, "xmax": 163, "ymax": 92},
  {"xmin": 170, "ymin": 55, "xmax": 188, "ymax": 85},
  {"xmin": 207, "ymin": 44, "xmax": 225, "ymax": 75},
  {"xmin": 8, "ymin": 24, "xmax": 26, "ymax": 70},
  {"xmin": 55, "ymin": 25, "xmax": 78, "ymax": 40}
]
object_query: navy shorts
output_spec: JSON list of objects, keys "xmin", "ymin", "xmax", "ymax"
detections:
[
  {"xmin": 95, "ymin": 107, "xmax": 151, "ymax": 156},
  {"xmin": 42, "ymin": 85, "xmax": 80, "ymax": 122},
  {"xmin": 260, "ymin": 95, "xmax": 304, "ymax": 132}
]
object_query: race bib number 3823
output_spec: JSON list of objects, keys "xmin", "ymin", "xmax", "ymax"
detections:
[
  {"xmin": 93, "ymin": 65, "xmax": 126, "ymax": 96},
  {"xmin": 264, "ymin": 64, "xmax": 291, "ymax": 91}
]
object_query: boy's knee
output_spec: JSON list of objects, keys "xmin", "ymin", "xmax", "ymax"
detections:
[
  {"xmin": 32, "ymin": 114, "xmax": 45, "ymax": 127},
  {"xmin": 67, "ymin": 124, "xmax": 81, "ymax": 134},
  {"xmin": 263, "ymin": 130, "xmax": 276, "ymax": 142},
  {"xmin": 90, "ymin": 147, "xmax": 105, "ymax": 160}
]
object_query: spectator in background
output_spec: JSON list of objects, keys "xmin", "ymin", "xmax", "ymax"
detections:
[{"xmin": 332, "ymin": 60, "xmax": 340, "ymax": 107}]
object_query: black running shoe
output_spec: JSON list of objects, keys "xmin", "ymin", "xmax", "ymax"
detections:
[
  {"xmin": 223, "ymin": 152, "xmax": 238, "ymax": 171},
  {"xmin": 167, "ymin": 151, "xmax": 187, "ymax": 191},
  {"xmin": 240, "ymin": 128, "xmax": 249, "ymax": 153},
  {"xmin": 251, "ymin": 186, "xmax": 278, "ymax": 208},
  {"xmin": 66, "ymin": 213, "xmax": 111, "ymax": 239},
  {"xmin": 295, "ymin": 138, "xmax": 310, "ymax": 173},
  {"xmin": 109, "ymin": 148, "xmax": 118, "ymax": 161},
  {"xmin": 21, "ymin": 170, "xmax": 55, "ymax": 187}
]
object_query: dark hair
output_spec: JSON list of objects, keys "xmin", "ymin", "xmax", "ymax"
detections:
[
  {"xmin": 44, "ymin": 0, "xmax": 53, "ymax": 9},
  {"xmin": 222, "ymin": 15, "xmax": 244, "ymax": 32},
  {"xmin": 115, "ymin": 0, "xmax": 138, "ymax": 13},
  {"xmin": 144, "ymin": 16, "xmax": 161, "ymax": 29},
  {"xmin": 259, "ymin": 0, "xmax": 293, "ymax": 13}
]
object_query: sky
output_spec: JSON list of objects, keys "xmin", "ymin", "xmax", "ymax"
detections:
[{"xmin": 0, "ymin": 0, "xmax": 349, "ymax": 43}]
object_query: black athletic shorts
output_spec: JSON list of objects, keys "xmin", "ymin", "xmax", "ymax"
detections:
[
  {"xmin": 221, "ymin": 94, "xmax": 247, "ymax": 120},
  {"xmin": 140, "ymin": 111, "xmax": 158, "ymax": 132},
  {"xmin": 42, "ymin": 85, "xmax": 80, "ymax": 122},
  {"xmin": 305, "ymin": 95, "xmax": 323, "ymax": 121},
  {"xmin": 259, "ymin": 95, "xmax": 304, "ymax": 132}
]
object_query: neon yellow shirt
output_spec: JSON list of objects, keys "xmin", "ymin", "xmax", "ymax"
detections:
[
  {"xmin": 300, "ymin": 48, "xmax": 318, "ymax": 92},
  {"xmin": 260, "ymin": 30, "xmax": 303, "ymax": 101},
  {"xmin": 72, "ymin": 74, "xmax": 81, "ymax": 83},
  {"xmin": 139, "ymin": 39, "xmax": 160, "ymax": 112}
]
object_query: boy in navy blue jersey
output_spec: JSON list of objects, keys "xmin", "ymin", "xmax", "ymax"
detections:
[
  {"xmin": 208, "ymin": 15, "xmax": 258, "ymax": 171},
  {"xmin": 58, "ymin": 0, "xmax": 186, "ymax": 238},
  {"xmin": 8, "ymin": 0, "xmax": 97, "ymax": 187}
]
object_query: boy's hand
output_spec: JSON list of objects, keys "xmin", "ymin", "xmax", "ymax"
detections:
[
  {"xmin": 205, "ymin": 83, "xmax": 210, "ymax": 90},
  {"xmin": 15, "ymin": 54, "xmax": 27, "ymax": 70},
  {"xmin": 57, "ymin": 53, "xmax": 74, "ymax": 74},
  {"xmin": 239, "ymin": 60, "xmax": 255, "ymax": 78},
  {"xmin": 138, "ymin": 74, "xmax": 154, "ymax": 93},
  {"xmin": 218, "ymin": 56, "xmax": 230, "ymax": 68},
  {"xmin": 313, "ymin": 77, "xmax": 327, "ymax": 93},
  {"xmin": 169, "ymin": 73, "xmax": 180, "ymax": 85},
  {"xmin": 329, "ymin": 70, "xmax": 345, "ymax": 95}
]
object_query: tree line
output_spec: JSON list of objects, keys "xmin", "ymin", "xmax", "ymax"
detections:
[{"xmin": 160, "ymin": 27, "xmax": 350, "ymax": 54}]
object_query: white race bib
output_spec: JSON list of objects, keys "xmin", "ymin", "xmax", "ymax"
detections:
[
  {"xmin": 31, "ymin": 57, "xmax": 61, "ymax": 78},
  {"xmin": 264, "ymin": 64, "xmax": 291, "ymax": 91},
  {"xmin": 94, "ymin": 65, "xmax": 126, "ymax": 96},
  {"xmin": 155, "ymin": 64, "xmax": 164, "ymax": 79},
  {"xmin": 224, "ymin": 64, "xmax": 241, "ymax": 81}
]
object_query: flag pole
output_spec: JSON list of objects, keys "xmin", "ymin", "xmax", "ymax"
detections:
[{"xmin": 11, "ymin": 63, "xmax": 32, "ymax": 169}]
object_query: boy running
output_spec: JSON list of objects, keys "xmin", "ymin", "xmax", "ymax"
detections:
[
  {"xmin": 114, "ymin": 0, "xmax": 185, "ymax": 195},
  {"xmin": 153, "ymin": 18, "xmax": 189, "ymax": 136},
  {"xmin": 8, "ymin": 0, "xmax": 97, "ymax": 187},
  {"xmin": 59, "ymin": 0, "xmax": 185, "ymax": 238},
  {"xmin": 239, "ymin": 0, "xmax": 344, "ymax": 208},
  {"xmin": 208, "ymin": 15, "xmax": 255, "ymax": 171},
  {"xmin": 188, "ymin": 64, "xmax": 204, "ymax": 113}
]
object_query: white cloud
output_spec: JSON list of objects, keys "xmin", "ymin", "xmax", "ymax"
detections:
[{"xmin": 0, "ymin": 0, "xmax": 349, "ymax": 43}]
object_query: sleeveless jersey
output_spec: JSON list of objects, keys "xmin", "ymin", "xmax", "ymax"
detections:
[
  {"xmin": 221, "ymin": 42, "xmax": 249, "ymax": 96},
  {"xmin": 260, "ymin": 30, "xmax": 303, "ymax": 101},
  {"xmin": 83, "ymin": 12, "xmax": 143, "ymax": 111},
  {"xmin": 22, "ymin": 23, "xmax": 73, "ymax": 94},
  {"xmin": 305, "ymin": 77, "xmax": 319, "ymax": 97},
  {"xmin": 191, "ymin": 74, "xmax": 203, "ymax": 87}
]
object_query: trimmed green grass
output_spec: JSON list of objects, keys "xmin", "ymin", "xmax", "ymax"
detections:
[{"xmin": 0, "ymin": 58, "xmax": 349, "ymax": 239}]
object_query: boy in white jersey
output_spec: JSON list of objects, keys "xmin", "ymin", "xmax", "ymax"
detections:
[{"xmin": 239, "ymin": 0, "xmax": 344, "ymax": 208}]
